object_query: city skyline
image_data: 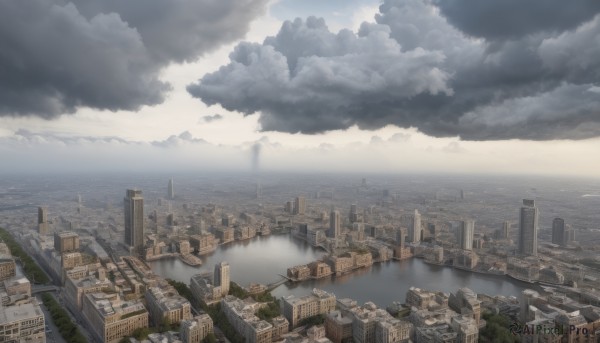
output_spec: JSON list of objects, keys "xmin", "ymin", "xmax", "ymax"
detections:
[{"xmin": 0, "ymin": 0, "xmax": 599, "ymax": 177}]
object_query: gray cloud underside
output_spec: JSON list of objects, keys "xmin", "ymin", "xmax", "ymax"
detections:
[
  {"xmin": 188, "ymin": 0, "xmax": 600, "ymax": 140},
  {"xmin": 0, "ymin": 0, "xmax": 268, "ymax": 118}
]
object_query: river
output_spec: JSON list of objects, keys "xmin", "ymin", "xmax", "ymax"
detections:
[{"xmin": 147, "ymin": 234, "xmax": 533, "ymax": 307}]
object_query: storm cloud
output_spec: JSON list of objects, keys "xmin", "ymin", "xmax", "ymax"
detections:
[
  {"xmin": 0, "ymin": 0, "xmax": 268, "ymax": 118},
  {"xmin": 188, "ymin": 0, "xmax": 600, "ymax": 141}
]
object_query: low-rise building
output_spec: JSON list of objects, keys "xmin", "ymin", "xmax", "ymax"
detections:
[
  {"xmin": 282, "ymin": 289, "xmax": 336, "ymax": 328},
  {"xmin": 82, "ymin": 292, "xmax": 149, "ymax": 343},
  {"xmin": 145, "ymin": 285, "xmax": 192, "ymax": 326},
  {"xmin": 0, "ymin": 255, "xmax": 16, "ymax": 281},
  {"xmin": 325, "ymin": 310, "xmax": 353, "ymax": 343},
  {"xmin": 180, "ymin": 314, "xmax": 214, "ymax": 343},
  {"xmin": 0, "ymin": 302, "xmax": 45, "ymax": 342}
]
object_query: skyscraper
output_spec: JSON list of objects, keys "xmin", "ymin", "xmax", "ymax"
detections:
[
  {"xmin": 552, "ymin": 217, "xmax": 566, "ymax": 246},
  {"xmin": 293, "ymin": 196, "xmax": 306, "ymax": 215},
  {"xmin": 167, "ymin": 178, "xmax": 175, "ymax": 200},
  {"xmin": 329, "ymin": 208, "xmax": 340, "ymax": 238},
  {"xmin": 518, "ymin": 199, "xmax": 538, "ymax": 256},
  {"xmin": 403, "ymin": 210, "xmax": 422, "ymax": 243},
  {"xmin": 214, "ymin": 262, "xmax": 230, "ymax": 297},
  {"xmin": 37, "ymin": 206, "xmax": 49, "ymax": 235},
  {"xmin": 124, "ymin": 189, "xmax": 144, "ymax": 254},
  {"xmin": 457, "ymin": 220, "xmax": 474, "ymax": 251}
]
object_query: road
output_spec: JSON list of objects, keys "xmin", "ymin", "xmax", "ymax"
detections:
[{"xmin": 35, "ymin": 294, "xmax": 66, "ymax": 343}]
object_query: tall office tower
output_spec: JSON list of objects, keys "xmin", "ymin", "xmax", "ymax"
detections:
[
  {"xmin": 167, "ymin": 178, "xmax": 175, "ymax": 200},
  {"xmin": 37, "ymin": 206, "xmax": 49, "ymax": 235},
  {"xmin": 460, "ymin": 189, "xmax": 465, "ymax": 200},
  {"xmin": 329, "ymin": 208, "xmax": 341, "ymax": 238},
  {"xmin": 403, "ymin": 210, "xmax": 422, "ymax": 243},
  {"xmin": 518, "ymin": 199, "xmax": 539, "ymax": 256},
  {"xmin": 552, "ymin": 217, "xmax": 566, "ymax": 246},
  {"xmin": 293, "ymin": 196, "xmax": 306, "ymax": 215},
  {"xmin": 214, "ymin": 262, "xmax": 230, "ymax": 297},
  {"xmin": 124, "ymin": 189, "xmax": 145, "ymax": 254},
  {"xmin": 349, "ymin": 204, "xmax": 359, "ymax": 223},
  {"xmin": 502, "ymin": 221, "xmax": 510, "ymax": 239},
  {"xmin": 255, "ymin": 182, "xmax": 262, "ymax": 199},
  {"xmin": 457, "ymin": 220, "xmax": 474, "ymax": 251},
  {"xmin": 565, "ymin": 225, "xmax": 575, "ymax": 245},
  {"xmin": 396, "ymin": 228, "xmax": 406, "ymax": 246}
]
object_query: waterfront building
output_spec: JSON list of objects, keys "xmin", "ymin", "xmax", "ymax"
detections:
[
  {"xmin": 293, "ymin": 196, "xmax": 306, "ymax": 215},
  {"xmin": 456, "ymin": 220, "xmax": 474, "ymax": 251},
  {"xmin": 287, "ymin": 265, "xmax": 311, "ymax": 281},
  {"xmin": 216, "ymin": 227, "xmax": 235, "ymax": 244},
  {"xmin": 518, "ymin": 199, "xmax": 538, "ymax": 256},
  {"xmin": 189, "ymin": 233, "xmax": 216, "ymax": 255},
  {"xmin": 402, "ymin": 210, "xmax": 422, "ymax": 243},
  {"xmin": 329, "ymin": 208, "xmax": 341, "ymax": 239},
  {"xmin": 308, "ymin": 261, "xmax": 332, "ymax": 279},
  {"xmin": 282, "ymin": 289, "xmax": 336, "ymax": 328},
  {"xmin": 124, "ymin": 189, "xmax": 145, "ymax": 254},
  {"xmin": 0, "ymin": 302, "xmax": 45, "ymax": 342},
  {"xmin": 214, "ymin": 261, "xmax": 230, "ymax": 297}
]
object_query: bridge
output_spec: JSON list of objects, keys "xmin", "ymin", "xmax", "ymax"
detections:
[
  {"xmin": 266, "ymin": 276, "xmax": 290, "ymax": 291},
  {"xmin": 31, "ymin": 285, "xmax": 60, "ymax": 294}
]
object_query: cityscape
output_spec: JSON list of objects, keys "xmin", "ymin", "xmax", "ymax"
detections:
[
  {"xmin": 1, "ymin": 0, "xmax": 600, "ymax": 342},
  {"xmin": 0, "ymin": 173, "xmax": 599, "ymax": 342}
]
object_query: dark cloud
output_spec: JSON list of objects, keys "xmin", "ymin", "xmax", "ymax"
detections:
[
  {"xmin": 431, "ymin": 0, "xmax": 600, "ymax": 40},
  {"xmin": 0, "ymin": 0, "xmax": 268, "ymax": 118},
  {"xmin": 65, "ymin": 0, "xmax": 269, "ymax": 64},
  {"xmin": 203, "ymin": 114, "xmax": 224, "ymax": 123},
  {"xmin": 188, "ymin": 0, "xmax": 600, "ymax": 141}
]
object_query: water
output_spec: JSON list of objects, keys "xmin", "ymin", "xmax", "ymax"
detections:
[{"xmin": 147, "ymin": 234, "xmax": 533, "ymax": 307}]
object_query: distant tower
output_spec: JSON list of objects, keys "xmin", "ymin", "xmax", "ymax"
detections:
[
  {"xmin": 37, "ymin": 206, "xmax": 49, "ymax": 235},
  {"xmin": 396, "ymin": 228, "xmax": 406, "ymax": 246},
  {"xmin": 457, "ymin": 220, "xmax": 474, "ymax": 251},
  {"xmin": 404, "ymin": 210, "xmax": 422, "ymax": 243},
  {"xmin": 460, "ymin": 189, "xmax": 465, "ymax": 200},
  {"xmin": 502, "ymin": 221, "xmax": 510, "ymax": 239},
  {"xmin": 214, "ymin": 262, "xmax": 230, "ymax": 297},
  {"xmin": 361, "ymin": 178, "xmax": 367, "ymax": 187},
  {"xmin": 255, "ymin": 182, "xmax": 262, "ymax": 199},
  {"xmin": 518, "ymin": 199, "xmax": 538, "ymax": 256},
  {"xmin": 293, "ymin": 196, "xmax": 306, "ymax": 215},
  {"xmin": 329, "ymin": 207, "xmax": 341, "ymax": 238},
  {"xmin": 552, "ymin": 218, "xmax": 566, "ymax": 246},
  {"xmin": 124, "ymin": 189, "xmax": 145, "ymax": 254},
  {"xmin": 349, "ymin": 204, "xmax": 359, "ymax": 223},
  {"xmin": 167, "ymin": 178, "xmax": 175, "ymax": 200},
  {"xmin": 77, "ymin": 194, "xmax": 82, "ymax": 205}
]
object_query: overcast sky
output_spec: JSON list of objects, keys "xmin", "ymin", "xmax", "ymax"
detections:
[{"xmin": 0, "ymin": 0, "xmax": 599, "ymax": 177}]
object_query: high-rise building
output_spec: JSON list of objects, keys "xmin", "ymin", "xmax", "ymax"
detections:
[
  {"xmin": 457, "ymin": 220, "xmax": 474, "ymax": 251},
  {"xmin": 552, "ymin": 217, "xmax": 566, "ymax": 246},
  {"xmin": 124, "ymin": 189, "xmax": 144, "ymax": 254},
  {"xmin": 329, "ymin": 208, "xmax": 341, "ymax": 238},
  {"xmin": 293, "ymin": 196, "xmax": 306, "ymax": 215},
  {"xmin": 38, "ymin": 206, "xmax": 49, "ymax": 235},
  {"xmin": 214, "ymin": 262, "xmax": 230, "ymax": 297},
  {"xmin": 349, "ymin": 204, "xmax": 359, "ymax": 223},
  {"xmin": 255, "ymin": 182, "xmax": 262, "ymax": 199},
  {"xmin": 54, "ymin": 232, "xmax": 80, "ymax": 253},
  {"xmin": 167, "ymin": 178, "xmax": 175, "ymax": 200},
  {"xmin": 518, "ymin": 199, "xmax": 538, "ymax": 256},
  {"xmin": 403, "ymin": 210, "xmax": 421, "ymax": 243}
]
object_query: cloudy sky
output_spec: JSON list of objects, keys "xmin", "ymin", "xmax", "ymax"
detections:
[{"xmin": 0, "ymin": 0, "xmax": 599, "ymax": 176}]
